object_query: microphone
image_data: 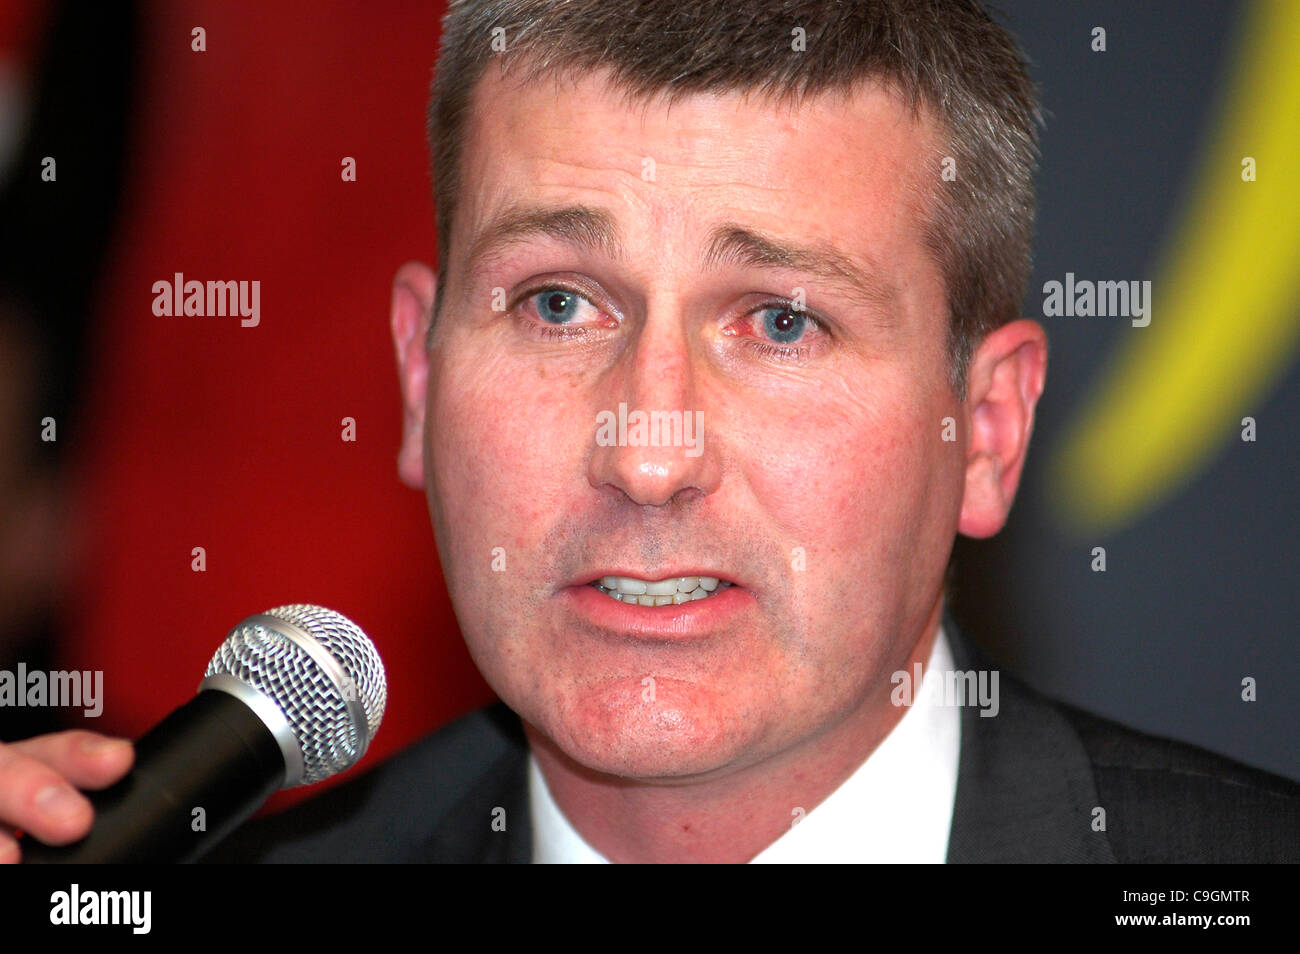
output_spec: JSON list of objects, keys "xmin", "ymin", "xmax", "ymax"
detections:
[{"xmin": 21, "ymin": 604, "xmax": 386, "ymax": 863}]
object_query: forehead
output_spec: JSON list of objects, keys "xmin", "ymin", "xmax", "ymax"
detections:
[{"xmin": 452, "ymin": 65, "xmax": 945, "ymax": 291}]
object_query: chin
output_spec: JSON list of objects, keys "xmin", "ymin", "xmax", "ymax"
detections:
[{"xmin": 525, "ymin": 676, "xmax": 766, "ymax": 781}]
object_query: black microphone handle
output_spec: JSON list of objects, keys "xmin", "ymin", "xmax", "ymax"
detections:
[{"xmin": 21, "ymin": 689, "xmax": 286, "ymax": 863}]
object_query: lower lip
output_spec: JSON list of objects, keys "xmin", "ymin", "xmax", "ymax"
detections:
[{"xmin": 562, "ymin": 583, "xmax": 753, "ymax": 640}]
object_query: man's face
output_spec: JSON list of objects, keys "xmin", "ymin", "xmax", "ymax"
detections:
[{"xmin": 414, "ymin": 69, "xmax": 970, "ymax": 780}]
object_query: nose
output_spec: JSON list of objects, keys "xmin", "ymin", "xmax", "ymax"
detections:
[{"xmin": 587, "ymin": 313, "xmax": 721, "ymax": 507}]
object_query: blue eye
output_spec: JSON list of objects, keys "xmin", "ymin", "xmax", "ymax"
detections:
[
  {"xmin": 760, "ymin": 306, "xmax": 807, "ymax": 344},
  {"xmin": 534, "ymin": 289, "xmax": 585, "ymax": 324}
]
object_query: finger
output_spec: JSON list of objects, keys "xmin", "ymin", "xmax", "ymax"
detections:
[
  {"xmin": 10, "ymin": 731, "xmax": 134, "ymax": 790},
  {"xmin": 0, "ymin": 745, "xmax": 95, "ymax": 846},
  {"xmin": 0, "ymin": 830, "xmax": 18, "ymax": 864}
]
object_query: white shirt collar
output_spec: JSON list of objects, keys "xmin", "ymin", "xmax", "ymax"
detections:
[{"xmin": 530, "ymin": 625, "xmax": 961, "ymax": 863}]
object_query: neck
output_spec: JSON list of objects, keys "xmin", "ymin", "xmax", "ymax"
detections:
[{"xmin": 526, "ymin": 601, "xmax": 945, "ymax": 863}]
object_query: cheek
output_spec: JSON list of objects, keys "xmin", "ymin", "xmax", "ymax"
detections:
[
  {"xmin": 428, "ymin": 350, "xmax": 587, "ymax": 574},
  {"xmin": 737, "ymin": 374, "xmax": 950, "ymax": 597},
  {"xmin": 740, "ymin": 387, "xmax": 910, "ymax": 539}
]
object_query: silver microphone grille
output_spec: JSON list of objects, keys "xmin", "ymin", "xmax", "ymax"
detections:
[{"xmin": 203, "ymin": 604, "xmax": 387, "ymax": 786}]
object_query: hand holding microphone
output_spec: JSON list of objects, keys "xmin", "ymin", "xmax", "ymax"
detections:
[{"xmin": 4, "ymin": 604, "xmax": 385, "ymax": 863}]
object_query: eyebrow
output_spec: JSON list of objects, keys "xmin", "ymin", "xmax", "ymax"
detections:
[
  {"xmin": 466, "ymin": 203, "xmax": 623, "ymax": 273},
  {"xmin": 701, "ymin": 226, "xmax": 896, "ymax": 309},
  {"xmin": 465, "ymin": 202, "xmax": 895, "ymax": 309}
]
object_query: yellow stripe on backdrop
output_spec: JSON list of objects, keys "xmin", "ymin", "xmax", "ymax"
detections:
[{"xmin": 1050, "ymin": 0, "xmax": 1300, "ymax": 534}]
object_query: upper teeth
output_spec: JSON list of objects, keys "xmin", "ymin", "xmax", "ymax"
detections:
[{"xmin": 595, "ymin": 575, "xmax": 729, "ymax": 606}]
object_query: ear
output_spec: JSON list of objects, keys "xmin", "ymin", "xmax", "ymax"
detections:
[
  {"xmin": 390, "ymin": 261, "xmax": 438, "ymax": 490},
  {"xmin": 957, "ymin": 319, "xmax": 1048, "ymax": 538}
]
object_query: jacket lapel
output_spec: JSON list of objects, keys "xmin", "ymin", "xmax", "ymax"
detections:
[
  {"xmin": 944, "ymin": 618, "xmax": 1115, "ymax": 862},
  {"xmin": 418, "ymin": 704, "xmax": 533, "ymax": 863}
]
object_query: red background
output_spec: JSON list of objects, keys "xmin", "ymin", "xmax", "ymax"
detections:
[{"xmin": 58, "ymin": 0, "xmax": 493, "ymax": 811}]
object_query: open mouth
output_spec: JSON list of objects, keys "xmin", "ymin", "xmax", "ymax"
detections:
[{"xmin": 591, "ymin": 575, "xmax": 736, "ymax": 606}]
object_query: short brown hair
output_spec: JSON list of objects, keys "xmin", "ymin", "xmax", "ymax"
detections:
[{"xmin": 427, "ymin": 0, "xmax": 1041, "ymax": 393}]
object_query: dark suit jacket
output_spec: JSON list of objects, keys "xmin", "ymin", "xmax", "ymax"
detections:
[{"xmin": 205, "ymin": 622, "xmax": 1300, "ymax": 862}]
